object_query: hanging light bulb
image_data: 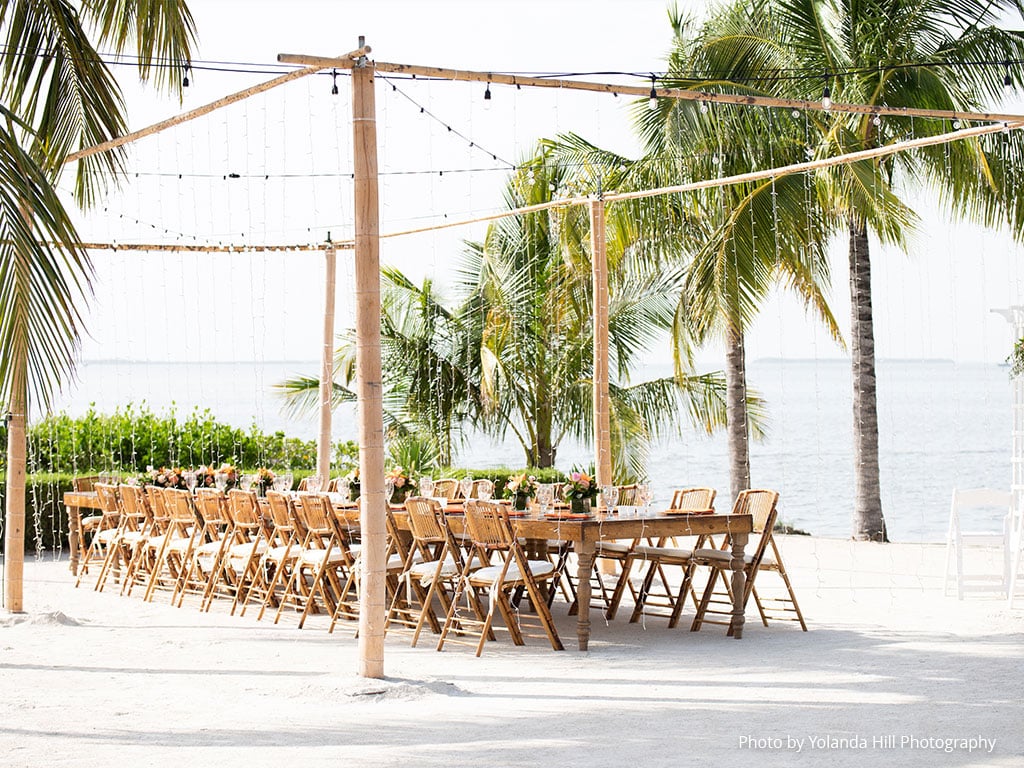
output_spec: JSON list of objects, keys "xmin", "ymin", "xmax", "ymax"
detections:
[
  {"xmin": 699, "ymin": 100, "xmax": 709, "ymax": 114},
  {"xmin": 822, "ymin": 81, "xmax": 832, "ymax": 111},
  {"xmin": 649, "ymin": 75, "xmax": 658, "ymax": 111},
  {"xmin": 1005, "ymin": 62, "xmax": 1013, "ymax": 89},
  {"xmin": 182, "ymin": 64, "xmax": 190, "ymax": 88},
  {"xmin": 952, "ymin": 119, "xmax": 961, "ymax": 129},
  {"xmin": 331, "ymin": 68, "xmax": 339, "ymax": 96},
  {"xmin": 872, "ymin": 113, "xmax": 881, "ymax": 126},
  {"xmin": 484, "ymin": 82, "xmax": 492, "ymax": 109}
]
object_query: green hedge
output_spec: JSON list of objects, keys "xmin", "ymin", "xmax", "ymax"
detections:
[{"xmin": 434, "ymin": 467, "xmax": 567, "ymax": 499}]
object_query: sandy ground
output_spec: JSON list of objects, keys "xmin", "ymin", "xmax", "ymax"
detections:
[{"xmin": 2, "ymin": 535, "xmax": 1023, "ymax": 768}]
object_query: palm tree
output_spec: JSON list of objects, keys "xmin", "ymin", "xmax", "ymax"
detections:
[
  {"xmin": 691, "ymin": 0, "xmax": 1024, "ymax": 540},
  {"xmin": 1, "ymin": 1, "xmax": 196, "ymax": 610},
  {"xmin": 281, "ymin": 147, "xmax": 751, "ymax": 479},
  {"xmin": 551, "ymin": 7, "xmax": 842, "ymax": 503}
]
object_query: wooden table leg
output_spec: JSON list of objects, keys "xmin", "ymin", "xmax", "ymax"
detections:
[
  {"xmin": 729, "ymin": 530, "xmax": 748, "ymax": 639},
  {"xmin": 67, "ymin": 505, "xmax": 82, "ymax": 576},
  {"xmin": 575, "ymin": 540, "xmax": 594, "ymax": 650}
]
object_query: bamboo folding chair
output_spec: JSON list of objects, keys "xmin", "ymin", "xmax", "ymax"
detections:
[
  {"xmin": 211, "ymin": 489, "xmax": 270, "ymax": 615},
  {"xmin": 171, "ymin": 489, "xmax": 233, "ymax": 608},
  {"xmin": 144, "ymin": 488, "xmax": 201, "ymax": 603},
  {"xmin": 274, "ymin": 493, "xmax": 357, "ymax": 628},
  {"xmin": 689, "ymin": 489, "xmax": 805, "ymax": 633},
  {"xmin": 94, "ymin": 483, "xmax": 152, "ymax": 593},
  {"xmin": 617, "ymin": 487, "xmax": 718, "ymax": 624},
  {"xmin": 386, "ymin": 496, "xmax": 468, "ymax": 645},
  {"xmin": 124, "ymin": 486, "xmax": 175, "ymax": 597},
  {"xmin": 437, "ymin": 500, "xmax": 563, "ymax": 656},
  {"xmin": 74, "ymin": 483, "xmax": 121, "ymax": 588},
  {"xmin": 253, "ymin": 491, "xmax": 304, "ymax": 621},
  {"xmin": 432, "ymin": 478, "xmax": 459, "ymax": 500}
]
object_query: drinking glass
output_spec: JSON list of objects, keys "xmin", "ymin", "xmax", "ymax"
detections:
[
  {"xmin": 184, "ymin": 470, "xmax": 198, "ymax": 493},
  {"xmin": 537, "ymin": 484, "xmax": 554, "ymax": 515},
  {"xmin": 637, "ymin": 483, "xmax": 652, "ymax": 515},
  {"xmin": 214, "ymin": 471, "xmax": 228, "ymax": 494},
  {"xmin": 306, "ymin": 473, "xmax": 323, "ymax": 494},
  {"xmin": 338, "ymin": 478, "xmax": 350, "ymax": 500},
  {"xmin": 385, "ymin": 477, "xmax": 396, "ymax": 505},
  {"xmin": 477, "ymin": 479, "xmax": 493, "ymax": 501},
  {"xmin": 240, "ymin": 474, "xmax": 253, "ymax": 492},
  {"xmin": 601, "ymin": 484, "xmax": 618, "ymax": 514},
  {"xmin": 419, "ymin": 477, "xmax": 435, "ymax": 499},
  {"xmin": 280, "ymin": 472, "xmax": 294, "ymax": 492},
  {"xmin": 459, "ymin": 477, "xmax": 474, "ymax": 500}
]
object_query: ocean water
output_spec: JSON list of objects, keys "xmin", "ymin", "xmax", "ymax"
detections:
[{"xmin": 50, "ymin": 358, "xmax": 1012, "ymax": 542}]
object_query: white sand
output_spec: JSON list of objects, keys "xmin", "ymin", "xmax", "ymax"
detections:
[{"xmin": 2, "ymin": 535, "xmax": 1022, "ymax": 768}]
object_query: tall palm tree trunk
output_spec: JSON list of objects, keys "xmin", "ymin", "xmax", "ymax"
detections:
[
  {"xmin": 725, "ymin": 324, "xmax": 751, "ymax": 503},
  {"xmin": 3, "ymin": 362, "xmax": 26, "ymax": 612},
  {"xmin": 849, "ymin": 220, "xmax": 887, "ymax": 541}
]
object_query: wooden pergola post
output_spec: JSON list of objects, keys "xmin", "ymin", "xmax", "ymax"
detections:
[
  {"xmin": 590, "ymin": 197, "xmax": 612, "ymax": 489},
  {"xmin": 351, "ymin": 41, "xmax": 386, "ymax": 679},
  {"xmin": 316, "ymin": 243, "xmax": 337, "ymax": 485}
]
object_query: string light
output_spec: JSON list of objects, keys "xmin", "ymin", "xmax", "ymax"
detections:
[
  {"xmin": 821, "ymin": 75, "xmax": 832, "ymax": 111},
  {"xmin": 182, "ymin": 64, "xmax": 190, "ymax": 88},
  {"xmin": 1005, "ymin": 61, "xmax": 1013, "ymax": 89},
  {"xmin": 648, "ymin": 74, "xmax": 658, "ymax": 111},
  {"xmin": 872, "ymin": 113, "xmax": 881, "ymax": 126},
  {"xmin": 699, "ymin": 100, "xmax": 709, "ymax": 114},
  {"xmin": 331, "ymin": 68, "xmax": 339, "ymax": 96},
  {"xmin": 484, "ymin": 82, "xmax": 492, "ymax": 108}
]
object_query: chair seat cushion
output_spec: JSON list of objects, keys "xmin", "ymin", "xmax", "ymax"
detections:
[
  {"xmin": 633, "ymin": 544, "xmax": 693, "ymax": 562},
  {"xmin": 265, "ymin": 545, "xmax": 299, "ymax": 562},
  {"xmin": 595, "ymin": 541, "xmax": 631, "ymax": 555},
  {"xmin": 470, "ymin": 559, "xmax": 555, "ymax": 585},
  {"xmin": 229, "ymin": 541, "xmax": 268, "ymax": 558},
  {"xmin": 409, "ymin": 556, "xmax": 460, "ymax": 583},
  {"xmin": 691, "ymin": 548, "xmax": 775, "ymax": 567},
  {"xmin": 94, "ymin": 529, "xmax": 120, "ymax": 543},
  {"xmin": 80, "ymin": 515, "xmax": 103, "ymax": 531},
  {"xmin": 300, "ymin": 546, "xmax": 349, "ymax": 566}
]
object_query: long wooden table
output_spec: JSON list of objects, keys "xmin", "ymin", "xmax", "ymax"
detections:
[
  {"xmin": 63, "ymin": 490, "xmax": 754, "ymax": 647},
  {"xmin": 509, "ymin": 510, "xmax": 754, "ymax": 647}
]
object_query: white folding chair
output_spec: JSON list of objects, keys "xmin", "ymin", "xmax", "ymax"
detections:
[{"xmin": 944, "ymin": 488, "xmax": 1013, "ymax": 600}]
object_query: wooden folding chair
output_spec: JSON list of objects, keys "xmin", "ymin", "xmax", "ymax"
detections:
[
  {"xmin": 437, "ymin": 500, "xmax": 563, "ymax": 656},
  {"xmin": 144, "ymin": 488, "xmax": 200, "ymax": 603},
  {"xmin": 618, "ymin": 487, "xmax": 718, "ymax": 624},
  {"xmin": 386, "ymin": 496, "xmax": 468, "ymax": 644},
  {"xmin": 275, "ymin": 493, "xmax": 357, "ymax": 628},
  {"xmin": 215, "ymin": 489, "xmax": 270, "ymax": 615},
  {"xmin": 95, "ymin": 483, "xmax": 152, "ymax": 593},
  {"xmin": 690, "ymin": 489, "xmax": 805, "ymax": 633},
  {"xmin": 432, "ymin": 478, "xmax": 459, "ymax": 500},
  {"xmin": 253, "ymin": 491, "xmax": 303, "ymax": 621},
  {"xmin": 74, "ymin": 484, "xmax": 121, "ymax": 588},
  {"xmin": 123, "ymin": 486, "xmax": 176, "ymax": 597}
]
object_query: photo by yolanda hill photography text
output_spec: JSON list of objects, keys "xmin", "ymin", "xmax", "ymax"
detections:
[{"xmin": 739, "ymin": 734, "xmax": 998, "ymax": 754}]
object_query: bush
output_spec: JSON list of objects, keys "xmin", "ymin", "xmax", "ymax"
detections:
[{"xmin": 432, "ymin": 467, "xmax": 566, "ymax": 499}]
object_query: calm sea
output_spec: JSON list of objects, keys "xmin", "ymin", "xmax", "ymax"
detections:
[{"xmin": 50, "ymin": 358, "xmax": 1012, "ymax": 542}]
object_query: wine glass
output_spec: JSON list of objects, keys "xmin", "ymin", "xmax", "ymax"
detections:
[
  {"xmin": 214, "ymin": 471, "xmax": 228, "ymax": 494},
  {"xmin": 184, "ymin": 470, "xmax": 198, "ymax": 493},
  {"xmin": 419, "ymin": 477, "xmax": 434, "ymax": 499},
  {"xmin": 338, "ymin": 478, "xmax": 351, "ymax": 500},
  {"xmin": 459, "ymin": 477, "xmax": 474, "ymax": 500},
  {"xmin": 280, "ymin": 472, "xmax": 294, "ymax": 492},
  {"xmin": 601, "ymin": 484, "xmax": 618, "ymax": 514},
  {"xmin": 385, "ymin": 477, "xmax": 396, "ymax": 506},
  {"xmin": 240, "ymin": 474, "xmax": 253, "ymax": 492},
  {"xmin": 477, "ymin": 479, "xmax": 493, "ymax": 501},
  {"xmin": 637, "ymin": 483, "xmax": 651, "ymax": 515},
  {"xmin": 306, "ymin": 473, "xmax": 323, "ymax": 494},
  {"xmin": 537, "ymin": 484, "xmax": 554, "ymax": 515}
]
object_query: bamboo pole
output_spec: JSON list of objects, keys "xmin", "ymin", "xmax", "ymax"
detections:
[
  {"xmin": 351, "ymin": 45, "xmax": 386, "ymax": 680},
  {"xmin": 3, "ymin": 387, "xmax": 26, "ymax": 613},
  {"xmin": 278, "ymin": 54, "xmax": 1024, "ymax": 125},
  {"xmin": 73, "ymin": 241, "xmax": 354, "ymax": 253},
  {"xmin": 64, "ymin": 45, "xmax": 370, "ymax": 166},
  {"xmin": 590, "ymin": 198, "xmax": 612, "ymax": 491},
  {"xmin": 317, "ymin": 244, "xmax": 337, "ymax": 486}
]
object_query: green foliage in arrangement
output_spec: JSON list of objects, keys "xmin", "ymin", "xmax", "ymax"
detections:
[{"xmin": 24, "ymin": 404, "xmax": 358, "ymax": 474}]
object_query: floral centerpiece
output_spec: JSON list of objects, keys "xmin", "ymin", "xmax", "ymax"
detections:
[
  {"xmin": 506, "ymin": 473, "xmax": 538, "ymax": 510},
  {"xmin": 562, "ymin": 470, "xmax": 598, "ymax": 514},
  {"xmin": 197, "ymin": 463, "xmax": 238, "ymax": 491},
  {"xmin": 253, "ymin": 467, "xmax": 275, "ymax": 496},
  {"xmin": 385, "ymin": 466, "xmax": 417, "ymax": 504},
  {"xmin": 343, "ymin": 467, "xmax": 360, "ymax": 501},
  {"xmin": 144, "ymin": 465, "xmax": 187, "ymax": 490}
]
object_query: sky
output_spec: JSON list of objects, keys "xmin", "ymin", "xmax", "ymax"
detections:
[{"xmin": 60, "ymin": 0, "xmax": 1024, "ymax": 368}]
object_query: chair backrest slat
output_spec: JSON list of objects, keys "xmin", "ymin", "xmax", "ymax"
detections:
[
  {"xmin": 463, "ymin": 500, "xmax": 512, "ymax": 549},
  {"xmin": 670, "ymin": 487, "xmax": 716, "ymax": 512}
]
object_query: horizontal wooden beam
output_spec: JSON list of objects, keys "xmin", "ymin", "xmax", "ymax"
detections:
[
  {"xmin": 65, "ymin": 45, "xmax": 371, "ymax": 166},
  {"xmin": 276, "ymin": 53, "xmax": 1024, "ymax": 124}
]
